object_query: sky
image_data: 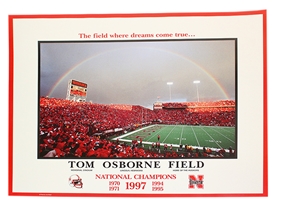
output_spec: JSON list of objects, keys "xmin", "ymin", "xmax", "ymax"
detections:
[{"xmin": 40, "ymin": 39, "xmax": 236, "ymax": 109}]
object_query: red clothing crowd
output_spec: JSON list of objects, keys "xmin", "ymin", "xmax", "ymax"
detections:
[{"xmin": 39, "ymin": 97, "xmax": 235, "ymax": 158}]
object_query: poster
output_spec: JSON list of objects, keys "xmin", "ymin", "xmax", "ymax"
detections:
[{"xmin": 8, "ymin": 10, "xmax": 267, "ymax": 197}]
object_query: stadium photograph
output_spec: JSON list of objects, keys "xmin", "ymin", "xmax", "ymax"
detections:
[{"xmin": 38, "ymin": 39, "xmax": 236, "ymax": 159}]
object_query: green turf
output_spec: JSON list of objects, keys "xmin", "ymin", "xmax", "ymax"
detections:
[{"xmin": 113, "ymin": 125, "xmax": 236, "ymax": 151}]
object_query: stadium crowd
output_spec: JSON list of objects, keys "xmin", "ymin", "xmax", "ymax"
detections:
[{"xmin": 39, "ymin": 97, "xmax": 235, "ymax": 158}]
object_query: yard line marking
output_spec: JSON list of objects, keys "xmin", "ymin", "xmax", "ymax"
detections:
[
  {"xmin": 200, "ymin": 127, "xmax": 223, "ymax": 149},
  {"xmin": 116, "ymin": 138, "xmax": 228, "ymax": 152},
  {"xmin": 216, "ymin": 126, "xmax": 235, "ymax": 134},
  {"xmin": 210, "ymin": 127, "xmax": 235, "ymax": 143},
  {"xmin": 191, "ymin": 126, "xmax": 200, "ymax": 146},
  {"xmin": 112, "ymin": 124, "xmax": 156, "ymax": 140},
  {"xmin": 179, "ymin": 126, "xmax": 184, "ymax": 145},
  {"xmin": 146, "ymin": 125, "xmax": 166, "ymax": 142},
  {"xmin": 162, "ymin": 125, "xmax": 177, "ymax": 143},
  {"xmin": 113, "ymin": 125, "xmax": 233, "ymax": 152}
]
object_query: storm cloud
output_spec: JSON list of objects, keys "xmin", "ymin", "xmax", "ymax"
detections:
[{"xmin": 40, "ymin": 39, "xmax": 236, "ymax": 109}]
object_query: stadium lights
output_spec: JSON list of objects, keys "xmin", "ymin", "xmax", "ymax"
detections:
[
  {"xmin": 167, "ymin": 82, "xmax": 173, "ymax": 101},
  {"xmin": 193, "ymin": 80, "xmax": 200, "ymax": 102}
]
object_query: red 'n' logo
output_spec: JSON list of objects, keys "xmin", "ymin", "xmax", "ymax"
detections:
[{"xmin": 188, "ymin": 175, "xmax": 204, "ymax": 189}]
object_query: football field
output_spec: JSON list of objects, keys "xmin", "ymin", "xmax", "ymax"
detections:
[{"xmin": 113, "ymin": 124, "xmax": 236, "ymax": 151}]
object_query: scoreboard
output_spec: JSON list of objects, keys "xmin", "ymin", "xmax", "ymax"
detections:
[{"xmin": 66, "ymin": 79, "xmax": 87, "ymax": 102}]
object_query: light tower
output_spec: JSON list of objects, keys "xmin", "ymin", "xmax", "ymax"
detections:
[{"xmin": 167, "ymin": 82, "xmax": 173, "ymax": 101}]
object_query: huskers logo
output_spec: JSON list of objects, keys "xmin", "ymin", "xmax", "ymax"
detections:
[
  {"xmin": 188, "ymin": 175, "xmax": 204, "ymax": 189},
  {"xmin": 69, "ymin": 174, "xmax": 83, "ymax": 189}
]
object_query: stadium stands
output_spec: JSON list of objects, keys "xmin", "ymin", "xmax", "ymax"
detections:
[{"xmin": 39, "ymin": 97, "xmax": 235, "ymax": 158}]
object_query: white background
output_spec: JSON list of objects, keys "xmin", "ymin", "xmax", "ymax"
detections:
[
  {"xmin": 12, "ymin": 14, "xmax": 263, "ymax": 194},
  {"xmin": 1, "ymin": 0, "xmax": 280, "ymax": 200}
]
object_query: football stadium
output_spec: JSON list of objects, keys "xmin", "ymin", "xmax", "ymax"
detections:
[
  {"xmin": 39, "ymin": 96, "xmax": 236, "ymax": 159},
  {"xmin": 39, "ymin": 40, "xmax": 236, "ymax": 159}
]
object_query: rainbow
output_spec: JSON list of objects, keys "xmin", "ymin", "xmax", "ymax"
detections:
[{"xmin": 47, "ymin": 46, "xmax": 231, "ymax": 100}]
